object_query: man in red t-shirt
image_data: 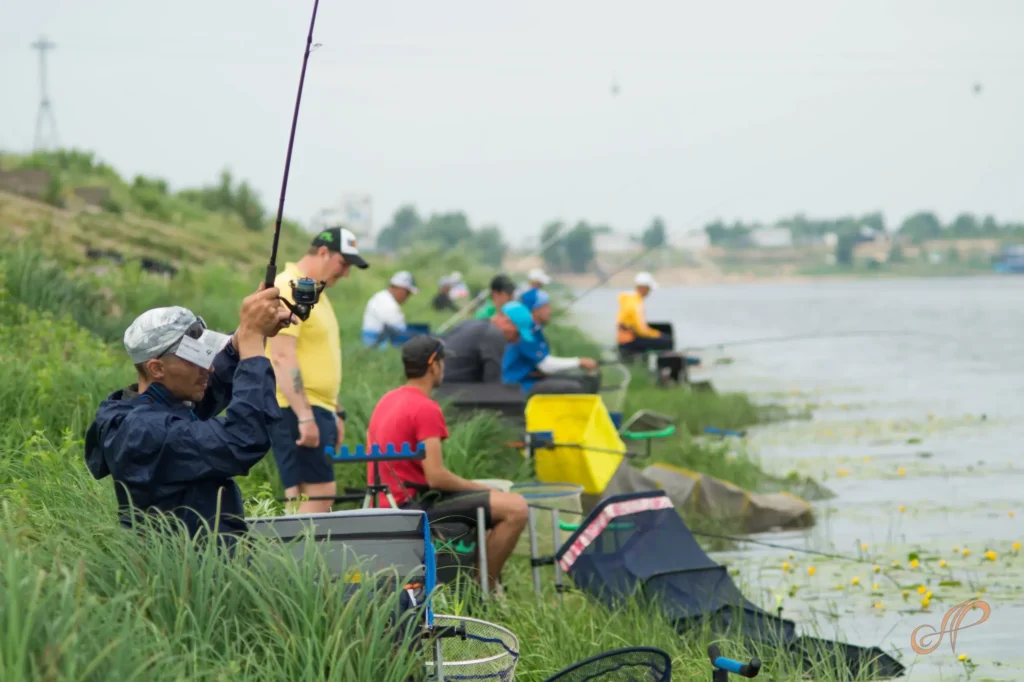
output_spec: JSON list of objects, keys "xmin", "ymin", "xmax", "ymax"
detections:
[{"xmin": 367, "ymin": 335, "xmax": 528, "ymax": 591}]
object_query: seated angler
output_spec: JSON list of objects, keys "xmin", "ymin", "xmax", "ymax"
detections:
[
  {"xmin": 440, "ymin": 308, "xmax": 521, "ymax": 384},
  {"xmin": 361, "ymin": 271, "xmax": 420, "ymax": 348},
  {"xmin": 500, "ymin": 296, "xmax": 600, "ymax": 396},
  {"xmin": 366, "ymin": 335, "xmax": 529, "ymax": 595},
  {"xmin": 84, "ymin": 284, "xmax": 294, "ymax": 546}
]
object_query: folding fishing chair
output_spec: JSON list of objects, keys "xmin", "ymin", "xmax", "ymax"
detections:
[
  {"xmin": 541, "ymin": 646, "xmax": 672, "ymax": 682},
  {"xmin": 245, "ymin": 506, "xmax": 470, "ymax": 679},
  {"xmin": 326, "ymin": 442, "xmax": 495, "ymax": 596}
]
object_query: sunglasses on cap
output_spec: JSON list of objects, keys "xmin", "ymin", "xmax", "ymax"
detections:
[{"xmin": 157, "ymin": 316, "xmax": 208, "ymax": 358}]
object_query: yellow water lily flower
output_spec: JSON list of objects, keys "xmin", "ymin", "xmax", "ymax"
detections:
[
  {"xmin": 872, "ymin": 583, "xmax": 879, "ymax": 590},
  {"xmin": 874, "ymin": 602, "xmax": 884, "ymax": 609},
  {"xmin": 807, "ymin": 566, "xmax": 816, "ymax": 576},
  {"xmin": 782, "ymin": 562, "xmax": 791, "ymax": 573},
  {"xmin": 958, "ymin": 654, "xmax": 967, "ymax": 662},
  {"xmin": 898, "ymin": 505, "xmax": 906, "ymax": 513},
  {"xmin": 985, "ymin": 550, "xmax": 997, "ymax": 561},
  {"xmin": 917, "ymin": 585, "xmax": 927, "ymax": 595},
  {"xmin": 836, "ymin": 468, "xmax": 850, "ymax": 476},
  {"xmin": 953, "ymin": 546, "xmax": 960, "ymax": 553},
  {"xmin": 860, "ymin": 544, "xmax": 868, "ymax": 551},
  {"xmin": 873, "ymin": 564, "xmax": 880, "ymax": 573},
  {"xmin": 962, "ymin": 548, "xmax": 971, "ymax": 557},
  {"xmin": 851, "ymin": 577, "xmax": 860, "ymax": 586},
  {"xmin": 892, "ymin": 560, "xmax": 900, "ymax": 568},
  {"xmin": 921, "ymin": 597, "xmax": 931, "ymax": 608},
  {"xmin": 1013, "ymin": 542, "xmax": 1021, "ymax": 551},
  {"xmin": 897, "ymin": 467, "xmax": 906, "ymax": 476},
  {"xmin": 939, "ymin": 559, "xmax": 947, "ymax": 567},
  {"xmin": 910, "ymin": 559, "xmax": 919, "ymax": 569}
]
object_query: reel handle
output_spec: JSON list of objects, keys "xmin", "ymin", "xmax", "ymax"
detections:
[{"xmin": 708, "ymin": 645, "xmax": 761, "ymax": 678}]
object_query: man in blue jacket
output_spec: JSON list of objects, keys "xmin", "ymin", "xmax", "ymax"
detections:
[
  {"xmin": 84, "ymin": 284, "xmax": 295, "ymax": 544},
  {"xmin": 500, "ymin": 297, "xmax": 600, "ymax": 395}
]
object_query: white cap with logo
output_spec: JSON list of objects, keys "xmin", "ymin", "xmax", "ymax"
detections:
[
  {"xmin": 390, "ymin": 270, "xmax": 419, "ymax": 294},
  {"xmin": 311, "ymin": 226, "xmax": 369, "ymax": 269},
  {"xmin": 528, "ymin": 267, "xmax": 552, "ymax": 285},
  {"xmin": 635, "ymin": 271, "xmax": 658, "ymax": 289}
]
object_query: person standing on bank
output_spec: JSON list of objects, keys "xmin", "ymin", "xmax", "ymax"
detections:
[
  {"xmin": 85, "ymin": 285, "xmax": 295, "ymax": 545},
  {"xmin": 267, "ymin": 226, "xmax": 369, "ymax": 514},
  {"xmin": 366, "ymin": 335, "xmax": 529, "ymax": 593}
]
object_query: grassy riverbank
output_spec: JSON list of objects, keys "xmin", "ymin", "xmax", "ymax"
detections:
[{"xmin": 0, "ymin": 218, "xmax": 858, "ymax": 676}]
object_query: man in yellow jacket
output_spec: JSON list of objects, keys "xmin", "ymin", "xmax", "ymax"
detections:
[{"xmin": 616, "ymin": 272, "xmax": 672, "ymax": 355}]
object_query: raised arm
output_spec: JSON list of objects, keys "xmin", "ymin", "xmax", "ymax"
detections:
[
  {"xmin": 192, "ymin": 332, "xmax": 241, "ymax": 420},
  {"xmin": 109, "ymin": 357, "xmax": 282, "ymax": 484}
]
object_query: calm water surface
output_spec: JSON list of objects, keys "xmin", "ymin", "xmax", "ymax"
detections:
[{"xmin": 571, "ymin": 276, "xmax": 1024, "ymax": 681}]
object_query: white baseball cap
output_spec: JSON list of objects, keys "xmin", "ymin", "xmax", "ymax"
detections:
[
  {"xmin": 311, "ymin": 226, "xmax": 368, "ymax": 269},
  {"xmin": 123, "ymin": 306, "xmax": 232, "ymax": 370},
  {"xmin": 390, "ymin": 270, "xmax": 419, "ymax": 294},
  {"xmin": 528, "ymin": 267, "xmax": 551, "ymax": 285},
  {"xmin": 635, "ymin": 271, "xmax": 658, "ymax": 289}
]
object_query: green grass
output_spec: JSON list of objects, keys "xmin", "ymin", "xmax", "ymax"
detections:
[{"xmin": 0, "ymin": 231, "xmax": 877, "ymax": 680}]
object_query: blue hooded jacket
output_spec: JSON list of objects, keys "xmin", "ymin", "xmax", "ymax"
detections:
[{"xmin": 84, "ymin": 342, "xmax": 282, "ymax": 540}]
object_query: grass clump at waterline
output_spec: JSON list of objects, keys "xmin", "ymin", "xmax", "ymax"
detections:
[{"xmin": 0, "ymin": 247, "xmax": 856, "ymax": 679}]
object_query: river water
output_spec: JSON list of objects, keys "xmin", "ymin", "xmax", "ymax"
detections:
[{"xmin": 570, "ymin": 276, "xmax": 1024, "ymax": 681}]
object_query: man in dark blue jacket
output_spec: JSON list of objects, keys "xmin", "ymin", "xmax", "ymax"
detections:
[{"xmin": 84, "ymin": 284, "xmax": 295, "ymax": 543}]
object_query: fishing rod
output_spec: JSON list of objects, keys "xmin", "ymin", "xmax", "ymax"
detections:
[
  {"xmin": 682, "ymin": 330, "xmax": 964, "ymax": 353},
  {"xmin": 263, "ymin": 0, "xmax": 325, "ymax": 322},
  {"xmin": 434, "ymin": 227, "xmax": 576, "ymax": 335}
]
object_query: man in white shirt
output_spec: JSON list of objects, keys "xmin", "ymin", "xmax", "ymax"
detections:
[{"xmin": 362, "ymin": 271, "xmax": 419, "ymax": 347}]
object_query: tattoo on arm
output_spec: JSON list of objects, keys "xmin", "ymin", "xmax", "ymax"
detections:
[{"xmin": 290, "ymin": 368, "xmax": 304, "ymax": 394}]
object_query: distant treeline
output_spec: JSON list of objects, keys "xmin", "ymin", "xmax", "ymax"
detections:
[{"xmin": 705, "ymin": 211, "xmax": 1024, "ymax": 248}]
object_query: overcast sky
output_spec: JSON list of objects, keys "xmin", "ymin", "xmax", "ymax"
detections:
[{"xmin": 3, "ymin": 1, "xmax": 1022, "ymax": 244}]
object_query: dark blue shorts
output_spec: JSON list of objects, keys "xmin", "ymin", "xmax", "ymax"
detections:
[{"xmin": 270, "ymin": 405, "xmax": 337, "ymax": 489}]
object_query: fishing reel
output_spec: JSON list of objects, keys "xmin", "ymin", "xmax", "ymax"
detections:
[{"xmin": 281, "ymin": 277, "xmax": 326, "ymax": 321}]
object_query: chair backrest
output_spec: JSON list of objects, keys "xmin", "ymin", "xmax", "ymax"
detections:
[
  {"xmin": 541, "ymin": 646, "xmax": 672, "ymax": 682},
  {"xmin": 247, "ymin": 508, "xmax": 435, "ymax": 592}
]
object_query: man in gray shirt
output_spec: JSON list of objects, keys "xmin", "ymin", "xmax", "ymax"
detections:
[{"xmin": 442, "ymin": 312, "xmax": 519, "ymax": 383}]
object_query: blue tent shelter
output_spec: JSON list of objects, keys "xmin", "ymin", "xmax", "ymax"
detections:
[{"xmin": 555, "ymin": 491, "xmax": 905, "ymax": 680}]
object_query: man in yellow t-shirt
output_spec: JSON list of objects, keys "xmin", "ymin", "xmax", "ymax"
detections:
[{"xmin": 267, "ymin": 227, "xmax": 369, "ymax": 513}]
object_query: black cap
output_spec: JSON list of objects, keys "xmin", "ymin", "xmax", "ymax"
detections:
[
  {"xmin": 490, "ymin": 273, "xmax": 516, "ymax": 294},
  {"xmin": 401, "ymin": 335, "xmax": 450, "ymax": 377},
  {"xmin": 310, "ymin": 226, "xmax": 369, "ymax": 269}
]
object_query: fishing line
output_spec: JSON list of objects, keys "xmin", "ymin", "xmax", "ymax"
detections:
[
  {"xmin": 682, "ymin": 330, "xmax": 965, "ymax": 353},
  {"xmin": 435, "ymin": 227, "xmax": 577, "ymax": 335},
  {"xmin": 519, "ymin": 500, "xmax": 897, "ymax": 571}
]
